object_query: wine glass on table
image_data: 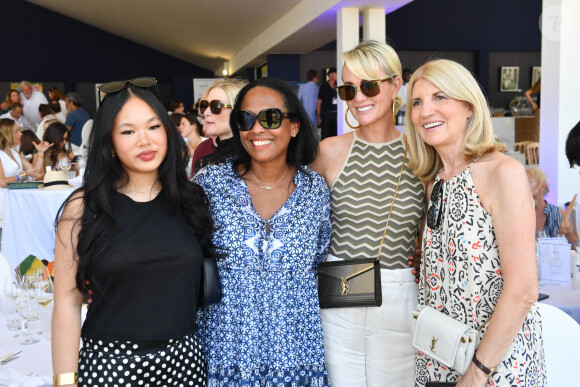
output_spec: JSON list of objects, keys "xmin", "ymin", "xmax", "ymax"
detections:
[
  {"xmin": 34, "ymin": 267, "xmax": 54, "ymax": 337},
  {"xmin": 16, "ymin": 296, "xmax": 40, "ymax": 345},
  {"xmin": 58, "ymin": 157, "xmax": 72, "ymax": 178}
]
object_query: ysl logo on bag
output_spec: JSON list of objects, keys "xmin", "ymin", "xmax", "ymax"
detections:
[
  {"xmin": 430, "ymin": 336, "xmax": 438, "ymax": 352},
  {"xmin": 341, "ymin": 278, "xmax": 349, "ymax": 295}
]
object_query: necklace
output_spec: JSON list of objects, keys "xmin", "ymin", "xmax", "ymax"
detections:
[{"xmin": 249, "ymin": 165, "xmax": 289, "ymax": 190}]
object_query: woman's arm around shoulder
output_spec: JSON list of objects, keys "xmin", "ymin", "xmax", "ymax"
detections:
[{"xmin": 52, "ymin": 191, "xmax": 85, "ymax": 379}]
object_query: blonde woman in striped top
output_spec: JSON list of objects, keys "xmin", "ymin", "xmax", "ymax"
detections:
[{"xmin": 312, "ymin": 40, "xmax": 425, "ymax": 387}]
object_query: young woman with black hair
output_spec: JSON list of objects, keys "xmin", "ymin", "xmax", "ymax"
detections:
[
  {"xmin": 52, "ymin": 81, "xmax": 215, "ymax": 386},
  {"xmin": 194, "ymin": 77, "xmax": 331, "ymax": 386}
]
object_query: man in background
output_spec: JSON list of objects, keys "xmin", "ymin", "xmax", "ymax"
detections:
[
  {"xmin": 0, "ymin": 102, "xmax": 30, "ymax": 129},
  {"xmin": 20, "ymin": 80, "xmax": 48, "ymax": 127},
  {"xmin": 317, "ymin": 67, "xmax": 337, "ymax": 139},
  {"xmin": 297, "ymin": 69, "xmax": 319, "ymax": 126},
  {"xmin": 65, "ymin": 92, "xmax": 90, "ymax": 154}
]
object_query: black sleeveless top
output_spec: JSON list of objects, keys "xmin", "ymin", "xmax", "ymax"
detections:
[{"xmin": 81, "ymin": 190, "xmax": 203, "ymax": 341}]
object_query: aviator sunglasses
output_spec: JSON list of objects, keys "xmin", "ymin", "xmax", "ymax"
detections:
[
  {"xmin": 199, "ymin": 100, "xmax": 232, "ymax": 115},
  {"xmin": 426, "ymin": 179, "xmax": 445, "ymax": 230},
  {"xmin": 336, "ymin": 77, "xmax": 392, "ymax": 101},
  {"xmin": 97, "ymin": 77, "xmax": 158, "ymax": 104},
  {"xmin": 235, "ymin": 108, "xmax": 297, "ymax": 131}
]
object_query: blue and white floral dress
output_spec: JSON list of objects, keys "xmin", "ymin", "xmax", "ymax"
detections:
[{"xmin": 194, "ymin": 162, "xmax": 332, "ymax": 386}]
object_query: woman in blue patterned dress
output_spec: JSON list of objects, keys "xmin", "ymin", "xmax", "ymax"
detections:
[{"xmin": 194, "ymin": 77, "xmax": 332, "ymax": 386}]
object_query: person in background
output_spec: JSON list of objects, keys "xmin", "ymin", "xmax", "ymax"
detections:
[
  {"xmin": 195, "ymin": 77, "xmax": 331, "ymax": 386},
  {"xmin": 37, "ymin": 103, "xmax": 56, "ymax": 137},
  {"xmin": 34, "ymin": 121, "xmax": 74, "ymax": 172},
  {"xmin": 52, "ymin": 81, "xmax": 214, "ymax": 386},
  {"xmin": 312, "ymin": 40, "xmax": 424, "ymax": 387},
  {"xmin": 64, "ymin": 92, "xmax": 90, "ymax": 154},
  {"xmin": 566, "ymin": 120, "xmax": 580, "ymax": 167},
  {"xmin": 0, "ymin": 89, "xmax": 21, "ymax": 115},
  {"xmin": 0, "ymin": 102, "xmax": 31, "ymax": 130},
  {"xmin": 0, "ymin": 118, "xmax": 50, "ymax": 186},
  {"xmin": 48, "ymin": 86, "xmax": 68, "ymax": 116},
  {"xmin": 19, "ymin": 129, "xmax": 40, "ymax": 160},
  {"xmin": 317, "ymin": 67, "xmax": 338, "ymax": 139},
  {"xmin": 524, "ymin": 77, "xmax": 541, "ymax": 142},
  {"xmin": 298, "ymin": 69, "xmax": 319, "ymax": 126},
  {"xmin": 526, "ymin": 166, "xmax": 575, "ymax": 243},
  {"xmin": 396, "ymin": 68, "xmax": 412, "ymax": 123},
  {"xmin": 193, "ymin": 78, "xmax": 247, "ymax": 173},
  {"xmin": 175, "ymin": 112, "xmax": 205, "ymax": 177},
  {"xmin": 20, "ymin": 80, "xmax": 48, "ymax": 127},
  {"xmin": 407, "ymin": 59, "xmax": 545, "ymax": 386},
  {"xmin": 168, "ymin": 98, "xmax": 185, "ymax": 115},
  {"xmin": 50, "ymin": 99, "xmax": 67, "ymax": 123}
]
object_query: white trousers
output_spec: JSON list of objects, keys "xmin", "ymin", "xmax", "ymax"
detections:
[{"xmin": 321, "ymin": 267, "xmax": 417, "ymax": 387}]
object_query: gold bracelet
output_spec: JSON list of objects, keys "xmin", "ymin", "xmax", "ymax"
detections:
[
  {"xmin": 53, "ymin": 372, "xmax": 78, "ymax": 385},
  {"xmin": 37, "ymin": 153, "xmax": 44, "ymax": 158},
  {"xmin": 19, "ymin": 172, "xmax": 26, "ymax": 180}
]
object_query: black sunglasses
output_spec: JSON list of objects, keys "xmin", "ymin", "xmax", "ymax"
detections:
[
  {"xmin": 235, "ymin": 108, "xmax": 296, "ymax": 131},
  {"xmin": 336, "ymin": 77, "xmax": 392, "ymax": 101},
  {"xmin": 199, "ymin": 100, "xmax": 232, "ymax": 115},
  {"xmin": 97, "ymin": 77, "xmax": 158, "ymax": 104},
  {"xmin": 426, "ymin": 179, "xmax": 445, "ymax": 230}
]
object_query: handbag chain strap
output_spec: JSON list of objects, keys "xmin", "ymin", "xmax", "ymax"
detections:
[{"xmin": 421, "ymin": 240, "xmax": 492, "ymax": 332}]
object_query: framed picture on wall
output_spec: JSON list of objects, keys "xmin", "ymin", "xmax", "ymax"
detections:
[
  {"xmin": 531, "ymin": 66, "xmax": 541, "ymax": 86},
  {"xmin": 500, "ymin": 66, "xmax": 520, "ymax": 92}
]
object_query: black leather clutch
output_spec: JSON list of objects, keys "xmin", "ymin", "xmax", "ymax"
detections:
[{"xmin": 317, "ymin": 258, "xmax": 382, "ymax": 309}]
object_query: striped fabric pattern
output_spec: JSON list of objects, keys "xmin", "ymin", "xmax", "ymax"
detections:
[{"xmin": 328, "ymin": 133, "xmax": 425, "ymax": 269}]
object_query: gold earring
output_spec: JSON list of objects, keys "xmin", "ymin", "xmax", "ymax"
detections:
[
  {"xmin": 344, "ymin": 107, "xmax": 360, "ymax": 130},
  {"xmin": 392, "ymin": 101, "xmax": 396, "ymax": 124},
  {"xmin": 111, "ymin": 151, "xmax": 116, "ymax": 159}
]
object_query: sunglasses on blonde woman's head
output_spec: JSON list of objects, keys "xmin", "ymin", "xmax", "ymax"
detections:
[
  {"xmin": 199, "ymin": 100, "xmax": 232, "ymax": 115},
  {"xmin": 97, "ymin": 77, "xmax": 158, "ymax": 104},
  {"xmin": 336, "ymin": 77, "xmax": 392, "ymax": 101},
  {"xmin": 234, "ymin": 108, "xmax": 297, "ymax": 131}
]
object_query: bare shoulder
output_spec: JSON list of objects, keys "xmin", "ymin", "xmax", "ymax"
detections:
[
  {"xmin": 471, "ymin": 152, "xmax": 529, "ymax": 212},
  {"xmin": 312, "ymin": 132, "xmax": 354, "ymax": 183},
  {"xmin": 59, "ymin": 190, "xmax": 85, "ymax": 221}
]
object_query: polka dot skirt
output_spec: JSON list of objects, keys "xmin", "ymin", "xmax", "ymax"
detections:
[{"xmin": 78, "ymin": 334, "xmax": 206, "ymax": 386}]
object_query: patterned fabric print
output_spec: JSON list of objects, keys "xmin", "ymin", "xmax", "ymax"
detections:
[
  {"xmin": 78, "ymin": 334, "xmax": 206, "ymax": 386},
  {"xmin": 543, "ymin": 202, "xmax": 562, "ymax": 238},
  {"xmin": 194, "ymin": 162, "xmax": 332, "ymax": 386},
  {"xmin": 329, "ymin": 132, "xmax": 424, "ymax": 269},
  {"xmin": 415, "ymin": 166, "xmax": 546, "ymax": 386}
]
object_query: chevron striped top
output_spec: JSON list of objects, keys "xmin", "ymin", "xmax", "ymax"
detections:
[{"xmin": 328, "ymin": 132, "xmax": 425, "ymax": 269}]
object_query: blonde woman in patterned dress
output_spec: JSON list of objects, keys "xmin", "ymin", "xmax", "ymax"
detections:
[
  {"xmin": 406, "ymin": 59, "xmax": 545, "ymax": 386},
  {"xmin": 312, "ymin": 40, "xmax": 425, "ymax": 386}
]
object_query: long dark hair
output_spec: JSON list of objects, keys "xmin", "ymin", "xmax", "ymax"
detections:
[
  {"xmin": 57, "ymin": 86, "xmax": 215, "ymax": 297},
  {"xmin": 230, "ymin": 77, "xmax": 318, "ymax": 179},
  {"xmin": 43, "ymin": 122, "xmax": 68, "ymax": 167}
]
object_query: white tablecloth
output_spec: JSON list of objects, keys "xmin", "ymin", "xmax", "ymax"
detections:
[
  {"xmin": 0, "ymin": 319, "xmax": 51, "ymax": 386},
  {"xmin": 1, "ymin": 188, "xmax": 74, "ymax": 270},
  {"xmin": 539, "ymin": 277, "xmax": 580, "ymax": 324}
]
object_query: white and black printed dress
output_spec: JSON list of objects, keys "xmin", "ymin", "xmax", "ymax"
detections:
[{"xmin": 415, "ymin": 165, "xmax": 546, "ymax": 386}]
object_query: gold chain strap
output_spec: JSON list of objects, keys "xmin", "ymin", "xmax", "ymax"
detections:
[{"xmin": 421, "ymin": 239, "xmax": 492, "ymax": 332}]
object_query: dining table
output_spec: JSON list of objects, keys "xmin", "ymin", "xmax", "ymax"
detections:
[
  {"xmin": 0, "ymin": 317, "xmax": 51, "ymax": 386},
  {"xmin": 1, "ymin": 187, "xmax": 74, "ymax": 271}
]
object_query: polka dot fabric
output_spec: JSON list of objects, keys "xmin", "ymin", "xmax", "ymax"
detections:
[{"xmin": 78, "ymin": 334, "xmax": 206, "ymax": 386}]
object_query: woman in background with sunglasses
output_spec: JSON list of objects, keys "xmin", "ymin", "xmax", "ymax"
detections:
[
  {"xmin": 194, "ymin": 77, "xmax": 331, "ymax": 386},
  {"xmin": 192, "ymin": 78, "xmax": 247, "ymax": 174},
  {"xmin": 407, "ymin": 59, "xmax": 545, "ymax": 386},
  {"xmin": 52, "ymin": 80, "xmax": 215, "ymax": 386},
  {"xmin": 311, "ymin": 40, "xmax": 425, "ymax": 387}
]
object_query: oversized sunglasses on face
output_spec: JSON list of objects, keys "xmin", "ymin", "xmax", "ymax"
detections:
[
  {"xmin": 426, "ymin": 179, "xmax": 445, "ymax": 230},
  {"xmin": 97, "ymin": 77, "xmax": 158, "ymax": 103},
  {"xmin": 235, "ymin": 108, "xmax": 296, "ymax": 131},
  {"xmin": 336, "ymin": 77, "xmax": 392, "ymax": 101},
  {"xmin": 199, "ymin": 100, "xmax": 232, "ymax": 115}
]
